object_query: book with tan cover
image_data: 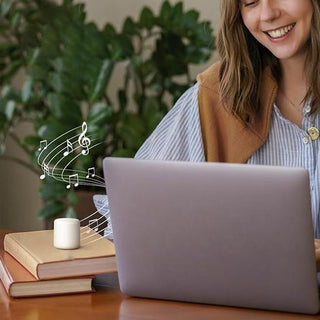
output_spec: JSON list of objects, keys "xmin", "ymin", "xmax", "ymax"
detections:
[
  {"xmin": 4, "ymin": 227, "xmax": 117, "ymax": 280},
  {"xmin": 0, "ymin": 249, "xmax": 94, "ymax": 298}
]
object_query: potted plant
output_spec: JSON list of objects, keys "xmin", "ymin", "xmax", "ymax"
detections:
[{"xmin": 0, "ymin": 0, "xmax": 215, "ymax": 224}]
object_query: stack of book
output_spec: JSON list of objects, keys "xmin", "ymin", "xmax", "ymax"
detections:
[{"xmin": 0, "ymin": 227, "xmax": 117, "ymax": 298}]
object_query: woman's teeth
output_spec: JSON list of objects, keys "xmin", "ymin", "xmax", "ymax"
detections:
[{"xmin": 267, "ymin": 23, "xmax": 295, "ymax": 39}]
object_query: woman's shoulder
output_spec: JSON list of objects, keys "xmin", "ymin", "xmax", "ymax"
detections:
[{"xmin": 196, "ymin": 61, "xmax": 221, "ymax": 91}]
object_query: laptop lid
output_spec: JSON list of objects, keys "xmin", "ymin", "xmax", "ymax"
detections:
[{"xmin": 103, "ymin": 157, "xmax": 319, "ymax": 314}]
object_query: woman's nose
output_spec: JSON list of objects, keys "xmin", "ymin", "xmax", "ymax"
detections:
[{"xmin": 260, "ymin": 0, "xmax": 281, "ymax": 22}]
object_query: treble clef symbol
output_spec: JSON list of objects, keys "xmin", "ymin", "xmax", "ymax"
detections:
[{"xmin": 78, "ymin": 122, "xmax": 91, "ymax": 155}]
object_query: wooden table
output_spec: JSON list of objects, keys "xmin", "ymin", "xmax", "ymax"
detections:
[{"xmin": 1, "ymin": 230, "xmax": 320, "ymax": 320}]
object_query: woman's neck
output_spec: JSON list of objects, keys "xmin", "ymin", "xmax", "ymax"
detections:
[
  {"xmin": 279, "ymin": 56, "xmax": 308, "ymax": 96},
  {"xmin": 276, "ymin": 56, "xmax": 308, "ymax": 128}
]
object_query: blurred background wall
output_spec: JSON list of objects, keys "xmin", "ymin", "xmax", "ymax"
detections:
[{"xmin": 0, "ymin": 0, "xmax": 221, "ymax": 230}]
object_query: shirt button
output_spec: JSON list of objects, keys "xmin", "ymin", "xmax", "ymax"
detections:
[
  {"xmin": 302, "ymin": 137, "xmax": 309, "ymax": 144},
  {"xmin": 305, "ymin": 105, "xmax": 311, "ymax": 113}
]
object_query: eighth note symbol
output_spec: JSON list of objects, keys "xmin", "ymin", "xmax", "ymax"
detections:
[
  {"xmin": 38, "ymin": 140, "xmax": 47, "ymax": 151},
  {"xmin": 66, "ymin": 173, "xmax": 79, "ymax": 189},
  {"xmin": 40, "ymin": 163, "xmax": 49, "ymax": 180},
  {"xmin": 78, "ymin": 122, "xmax": 91, "ymax": 156},
  {"xmin": 63, "ymin": 139, "xmax": 73, "ymax": 157},
  {"xmin": 86, "ymin": 167, "xmax": 95, "ymax": 179}
]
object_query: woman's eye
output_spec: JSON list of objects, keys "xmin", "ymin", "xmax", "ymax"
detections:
[{"xmin": 243, "ymin": 1, "xmax": 257, "ymax": 7}]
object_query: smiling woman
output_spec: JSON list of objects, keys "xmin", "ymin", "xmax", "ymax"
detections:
[{"xmin": 124, "ymin": 0, "xmax": 320, "ymax": 268}]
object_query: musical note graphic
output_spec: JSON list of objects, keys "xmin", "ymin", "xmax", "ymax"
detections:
[
  {"xmin": 36, "ymin": 123, "xmax": 109, "ymax": 246},
  {"xmin": 86, "ymin": 167, "xmax": 95, "ymax": 179},
  {"xmin": 63, "ymin": 139, "xmax": 73, "ymax": 157},
  {"xmin": 38, "ymin": 140, "xmax": 47, "ymax": 151},
  {"xmin": 66, "ymin": 173, "xmax": 79, "ymax": 189},
  {"xmin": 40, "ymin": 163, "xmax": 49, "ymax": 180},
  {"xmin": 78, "ymin": 122, "xmax": 91, "ymax": 156},
  {"xmin": 88, "ymin": 219, "xmax": 99, "ymax": 232}
]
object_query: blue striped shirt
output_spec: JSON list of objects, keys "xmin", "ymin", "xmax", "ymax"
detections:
[{"xmin": 135, "ymin": 83, "xmax": 320, "ymax": 238}]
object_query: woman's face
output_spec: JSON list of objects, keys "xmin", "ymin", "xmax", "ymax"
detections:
[{"xmin": 240, "ymin": 0, "xmax": 313, "ymax": 62}]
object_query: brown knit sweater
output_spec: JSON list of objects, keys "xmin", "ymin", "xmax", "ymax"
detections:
[{"xmin": 197, "ymin": 62, "xmax": 278, "ymax": 163}]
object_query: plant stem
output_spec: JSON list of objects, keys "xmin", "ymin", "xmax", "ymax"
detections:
[{"xmin": 0, "ymin": 155, "xmax": 40, "ymax": 175}]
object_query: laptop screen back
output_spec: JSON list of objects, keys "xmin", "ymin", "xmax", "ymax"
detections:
[{"xmin": 103, "ymin": 158, "xmax": 319, "ymax": 314}]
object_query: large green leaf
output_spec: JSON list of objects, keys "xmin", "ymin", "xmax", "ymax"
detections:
[
  {"xmin": 110, "ymin": 34, "xmax": 134, "ymax": 61},
  {"xmin": 159, "ymin": 1, "xmax": 172, "ymax": 22},
  {"xmin": 47, "ymin": 93, "xmax": 82, "ymax": 123},
  {"xmin": 186, "ymin": 45, "xmax": 212, "ymax": 64},
  {"xmin": 37, "ymin": 117, "xmax": 76, "ymax": 140},
  {"xmin": 10, "ymin": 11, "xmax": 21, "ymax": 30},
  {"xmin": 22, "ymin": 135, "xmax": 41, "ymax": 147},
  {"xmin": 122, "ymin": 17, "xmax": 140, "ymax": 37},
  {"xmin": 87, "ymin": 102, "xmax": 112, "ymax": 127},
  {"xmin": 4, "ymin": 100, "xmax": 15, "ymax": 120},
  {"xmin": 152, "ymin": 33, "xmax": 188, "ymax": 77},
  {"xmin": 103, "ymin": 23, "xmax": 117, "ymax": 38},
  {"xmin": 22, "ymin": 77, "xmax": 33, "ymax": 103},
  {"xmin": 118, "ymin": 113, "xmax": 146, "ymax": 150},
  {"xmin": 142, "ymin": 97, "xmax": 165, "ymax": 132},
  {"xmin": 88, "ymin": 60, "xmax": 114, "ymax": 102},
  {"xmin": 139, "ymin": 7, "xmax": 154, "ymax": 30},
  {"xmin": 172, "ymin": 2, "xmax": 183, "ymax": 24},
  {"xmin": 0, "ymin": 0, "xmax": 12, "ymax": 17}
]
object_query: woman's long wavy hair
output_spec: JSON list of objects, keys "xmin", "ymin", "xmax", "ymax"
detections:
[{"xmin": 216, "ymin": 0, "xmax": 320, "ymax": 121}]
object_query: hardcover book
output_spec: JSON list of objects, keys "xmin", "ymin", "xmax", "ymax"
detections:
[
  {"xmin": 4, "ymin": 227, "xmax": 117, "ymax": 280},
  {"xmin": 0, "ymin": 250, "xmax": 94, "ymax": 298}
]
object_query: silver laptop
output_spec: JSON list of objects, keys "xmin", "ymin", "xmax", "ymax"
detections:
[{"xmin": 103, "ymin": 157, "xmax": 319, "ymax": 314}]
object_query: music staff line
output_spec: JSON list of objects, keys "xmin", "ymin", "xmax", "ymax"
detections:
[
  {"xmin": 39, "ymin": 136, "xmax": 81, "ymax": 180},
  {"xmin": 51, "ymin": 137, "xmax": 99, "ymax": 176},
  {"xmin": 43, "ymin": 167, "xmax": 104, "ymax": 182},
  {"xmin": 37, "ymin": 122, "xmax": 99, "ymax": 169},
  {"xmin": 37, "ymin": 121, "xmax": 94, "ymax": 162},
  {"xmin": 38, "ymin": 139, "xmax": 105, "ymax": 188},
  {"xmin": 39, "ymin": 167, "xmax": 105, "ymax": 188},
  {"xmin": 81, "ymin": 208, "xmax": 108, "ymax": 229},
  {"xmin": 80, "ymin": 226, "xmax": 105, "ymax": 246},
  {"xmin": 79, "ymin": 212, "xmax": 113, "ymax": 245},
  {"xmin": 81, "ymin": 215, "xmax": 110, "ymax": 240},
  {"xmin": 37, "ymin": 125, "xmax": 82, "ymax": 165},
  {"xmin": 80, "ymin": 198, "xmax": 109, "ymax": 225},
  {"xmin": 79, "ymin": 208, "xmax": 110, "ymax": 240},
  {"xmin": 81, "ymin": 219, "xmax": 112, "ymax": 243},
  {"xmin": 39, "ymin": 164, "xmax": 105, "ymax": 188},
  {"xmin": 59, "ymin": 141, "xmax": 104, "ymax": 186},
  {"xmin": 80, "ymin": 200, "xmax": 111, "ymax": 242},
  {"xmin": 40, "ymin": 134, "xmax": 99, "ymax": 170}
]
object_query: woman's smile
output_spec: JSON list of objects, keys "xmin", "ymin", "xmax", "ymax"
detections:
[{"xmin": 264, "ymin": 23, "xmax": 295, "ymax": 40}]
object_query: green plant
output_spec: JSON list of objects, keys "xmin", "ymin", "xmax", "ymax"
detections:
[{"xmin": 0, "ymin": 0, "xmax": 215, "ymax": 220}]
